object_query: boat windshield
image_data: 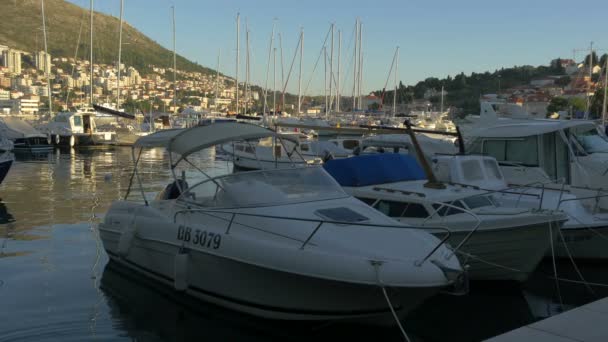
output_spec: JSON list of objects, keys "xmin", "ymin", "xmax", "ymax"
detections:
[
  {"xmin": 572, "ymin": 126, "xmax": 608, "ymax": 153},
  {"xmin": 182, "ymin": 167, "xmax": 348, "ymax": 207}
]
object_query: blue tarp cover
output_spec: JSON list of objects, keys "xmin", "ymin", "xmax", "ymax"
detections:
[{"xmin": 323, "ymin": 154, "xmax": 426, "ymax": 187}]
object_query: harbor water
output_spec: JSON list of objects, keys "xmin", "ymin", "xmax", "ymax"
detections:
[{"xmin": 1, "ymin": 147, "xmax": 607, "ymax": 341}]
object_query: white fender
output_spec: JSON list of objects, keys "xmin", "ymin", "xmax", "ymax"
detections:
[
  {"xmin": 69, "ymin": 135, "xmax": 75, "ymax": 147},
  {"xmin": 55, "ymin": 134, "xmax": 60, "ymax": 144},
  {"xmin": 46, "ymin": 134, "xmax": 52, "ymax": 145},
  {"xmin": 174, "ymin": 251, "xmax": 189, "ymax": 291}
]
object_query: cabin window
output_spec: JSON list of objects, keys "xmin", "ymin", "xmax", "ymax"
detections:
[
  {"xmin": 374, "ymin": 200, "xmax": 429, "ymax": 218},
  {"xmin": 73, "ymin": 116, "xmax": 82, "ymax": 127},
  {"xmin": 483, "ymin": 140, "xmax": 506, "ymax": 161},
  {"xmin": 572, "ymin": 126, "xmax": 608, "ymax": 154},
  {"xmin": 541, "ymin": 132, "xmax": 569, "ymax": 182},
  {"xmin": 483, "ymin": 137, "xmax": 539, "ymax": 166},
  {"xmin": 315, "ymin": 207, "xmax": 369, "ymax": 223},
  {"xmin": 483, "ymin": 159, "xmax": 503, "ymax": 180},
  {"xmin": 432, "ymin": 200, "xmax": 466, "ymax": 216},
  {"xmin": 300, "ymin": 144, "xmax": 310, "ymax": 152},
  {"xmin": 343, "ymin": 140, "xmax": 360, "ymax": 150},
  {"xmin": 357, "ymin": 197, "xmax": 378, "ymax": 206},
  {"xmin": 236, "ymin": 145, "xmax": 245, "ymax": 152},
  {"xmin": 462, "ymin": 195, "xmax": 494, "ymax": 209},
  {"xmin": 244, "ymin": 146, "xmax": 255, "ymax": 154},
  {"xmin": 461, "ymin": 160, "xmax": 484, "ymax": 182}
]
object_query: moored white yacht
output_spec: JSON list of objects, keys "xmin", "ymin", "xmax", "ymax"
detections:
[
  {"xmin": 462, "ymin": 102, "xmax": 608, "ymax": 210},
  {"xmin": 98, "ymin": 122, "xmax": 466, "ymax": 324},
  {"xmin": 220, "ymin": 137, "xmax": 323, "ymax": 171},
  {"xmin": 323, "ymin": 153, "xmax": 567, "ymax": 282},
  {"xmin": 432, "ymin": 153, "xmax": 608, "ymax": 260},
  {"xmin": 40, "ymin": 107, "xmax": 117, "ymax": 147}
]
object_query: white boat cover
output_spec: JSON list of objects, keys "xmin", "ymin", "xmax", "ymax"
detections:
[
  {"xmin": 467, "ymin": 119, "xmax": 596, "ymax": 138},
  {"xmin": 0, "ymin": 117, "xmax": 47, "ymax": 139},
  {"xmin": 134, "ymin": 123, "xmax": 297, "ymax": 158}
]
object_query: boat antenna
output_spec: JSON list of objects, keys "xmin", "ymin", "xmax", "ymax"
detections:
[
  {"xmin": 404, "ymin": 120, "xmax": 445, "ymax": 189},
  {"xmin": 456, "ymin": 126, "xmax": 465, "ymax": 154}
]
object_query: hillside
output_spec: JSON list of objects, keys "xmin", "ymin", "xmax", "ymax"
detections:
[{"xmin": 0, "ymin": 0, "xmax": 215, "ymax": 75}]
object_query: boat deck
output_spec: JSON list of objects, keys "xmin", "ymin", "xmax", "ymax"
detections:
[{"xmin": 486, "ymin": 297, "xmax": 608, "ymax": 341}]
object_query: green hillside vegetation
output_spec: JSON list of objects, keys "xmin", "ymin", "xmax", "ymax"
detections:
[
  {"xmin": 375, "ymin": 55, "xmax": 608, "ymax": 116},
  {"xmin": 0, "ymin": 0, "xmax": 215, "ymax": 76}
]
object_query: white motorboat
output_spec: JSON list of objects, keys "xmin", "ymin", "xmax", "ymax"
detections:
[
  {"xmin": 0, "ymin": 117, "xmax": 53, "ymax": 153},
  {"xmin": 432, "ymin": 153, "xmax": 608, "ymax": 260},
  {"xmin": 221, "ymin": 137, "xmax": 323, "ymax": 171},
  {"xmin": 462, "ymin": 102, "xmax": 608, "ymax": 210},
  {"xmin": 323, "ymin": 153, "xmax": 567, "ymax": 282},
  {"xmin": 40, "ymin": 107, "xmax": 117, "ymax": 147},
  {"xmin": 98, "ymin": 123, "xmax": 465, "ymax": 324}
]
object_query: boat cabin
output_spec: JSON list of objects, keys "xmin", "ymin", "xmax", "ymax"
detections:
[{"xmin": 465, "ymin": 119, "xmax": 608, "ymax": 189}]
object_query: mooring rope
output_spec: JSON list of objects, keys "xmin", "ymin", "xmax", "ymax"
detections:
[{"xmin": 372, "ymin": 261, "xmax": 411, "ymax": 342}]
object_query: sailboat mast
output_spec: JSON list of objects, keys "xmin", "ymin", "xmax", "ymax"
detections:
[
  {"xmin": 263, "ymin": 21, "xmax": 276, "ymax": 118},
  {"xmin": 586, "ymin": 41, "xmax": 593, "ymax": 119},
  {"xmin": 352, "ymin": 19, "xmax": 358, "ymax": 112},
  {"xmin": 245, "ymin": 21, "xmax": 250, "ymax": 115},
  {"xmin": 235, "ymin": 13, "xmax": 240, "ymax": 115},
  {"xmin": 329, "ymin": 23, "xmax": 334, "ymax": 113},
  {"xmin": 215, "ymin": 49, "xmax": 220, "ymax": 111},
  {"xmin": 89, "ymin": 0, "xmax": 94, "ymax": 106},
  {"xmin": 41, "ymin": 0, "xmax": 52, "ymax": 116},
  {"xmin": 297, "ymin": 28, "xmax": 303, "ymax": 116},
  {"xmin": 273, "ymin": 47, "xmax": 277, "ymax": 115},
  {"xmin": 279, "ymin": 33, "xmax": 285, "ymax": 112},
  {"xmin": 358, "ymin": 21, "xmax": 363, "ymax": 109},
  {"xmin": 324, "ymin": 46, "xmax": 328, "ymax": 119},
  {"xmin": 393, "ymin": 46, "xmax": 399, "ymax": 117},
  {"xmin": 172, "ymin": 5, "xmax": 177, "ymax": 114},
  {"xmin": 337, "ymin": 29, "xmax": 341, "ymax": 113},
  {"xmin": 116, "ymin": 0, "xmax": 124, "ymax": 110},
  {"xmin": 602, "ymin": 57, "xmax": 608, "ymax": 126}
]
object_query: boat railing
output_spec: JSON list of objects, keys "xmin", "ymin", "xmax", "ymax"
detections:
[
  {"xmin": 420, "ymin": 200, "xmax": 482, "ymax": 259},
  {"xmin": 556, "ymin": 191, "xmax": 608, "ymax": 215},
  {"xmin": 173, "ymin": 208, "xmax": 452, "ymax": 267}
]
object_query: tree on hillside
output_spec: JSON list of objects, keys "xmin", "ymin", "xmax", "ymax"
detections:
[
  {"xmin": 570, "ymin": 97, "xmax": 587, "ymax": 112},
  {"xmin": 547, "ymin": 97, "xmax": 569, "ymax": 114},
  {"xmin": 584, "ymin": 51, "xmax": 599, "ymax": 66}
]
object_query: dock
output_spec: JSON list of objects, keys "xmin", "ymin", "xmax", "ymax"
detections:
[{"xmin": 486, "ymin": 297, "xmax": 608, "ymax": 341}]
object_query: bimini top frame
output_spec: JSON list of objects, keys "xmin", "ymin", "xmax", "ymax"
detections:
[{"xmin": 125, "ymin": 122, "xmax": 301, "ymax": 204}]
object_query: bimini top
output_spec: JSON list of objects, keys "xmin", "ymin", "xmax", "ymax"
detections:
[
  {"xmin": 323, "ymin": 153, "xmax": 426, "ymax": 187},
  {"xmin": 467, "ymin": 119, "xmax": 597, "ymax": 139},
  {"xmin": 133, "ymin": 122, "xmax": 298, "ymax": 158}
]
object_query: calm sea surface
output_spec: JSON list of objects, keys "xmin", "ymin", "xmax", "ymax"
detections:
[{"xmin": 0, "ymin": 147, "xmax": 607, "ymax": 341}]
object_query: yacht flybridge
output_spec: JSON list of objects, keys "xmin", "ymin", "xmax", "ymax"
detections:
[{"xmin": 98, "ymin": 122, "xmax": 466, "ymax": 324}]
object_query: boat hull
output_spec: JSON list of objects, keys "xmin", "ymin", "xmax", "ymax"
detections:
[
  {"xmin": 552, "ymin": 225, "xmax": 608, "ymax": 260},
  {"xmin": 0, "ymin": 159, "xmax": 12, "ymax": 184},
  {"xmin": 436, "ymin": 223, "xmax": 552, "ymax": 282},
  {"xmin": 50, "ymin": 132, "xmax": 116, "ymax": 147},
  {"xmin": 99, "ymin": 228, "xmax": 441, "ymax": 324}
]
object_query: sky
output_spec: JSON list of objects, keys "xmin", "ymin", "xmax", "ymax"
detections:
[{"xmin": 67, "ymin": 0, "xmax": 608, "ymax": 96}]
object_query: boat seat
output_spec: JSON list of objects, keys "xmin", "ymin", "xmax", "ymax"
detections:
[{"xmin": 160, "ymin": 179, "xmax": 189, "ymax": 200}]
